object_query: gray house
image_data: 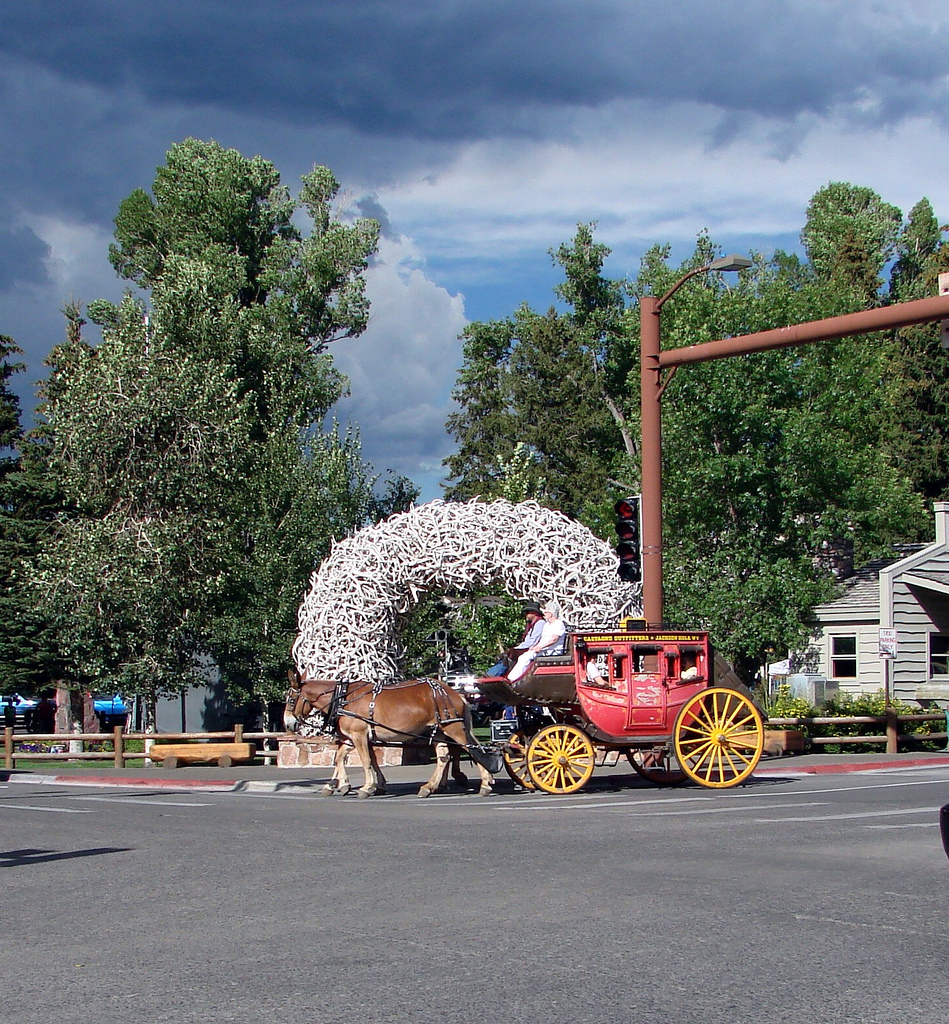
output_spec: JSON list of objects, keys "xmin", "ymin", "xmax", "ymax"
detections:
[{"xmin": 797, "ymin": 502, "xmax": 949, "ymax": 706}]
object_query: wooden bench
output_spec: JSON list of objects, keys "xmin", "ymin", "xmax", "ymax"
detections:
[{"xmin": 147, "ymin": 742, "xmax": 255, "ymax": 768}]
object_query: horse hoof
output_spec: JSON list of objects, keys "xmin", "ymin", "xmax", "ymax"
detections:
[
  {"xmin": 478, "ymin": 785, "xmax": 493, "ymax": 797},
  {"xmin": 417, "ymin": 786, "xmax": 432, "ymax": 798},
  {"xmin": 336, "ymin": 783, "xmax": 351, "ymax": 796},
  {"xmin": 320, "ymin": 784, "xmax": 336, "ymax": 796},
  {"xmin": 357, "ymin": 787, "xmax": 374, "ymax": 800}
]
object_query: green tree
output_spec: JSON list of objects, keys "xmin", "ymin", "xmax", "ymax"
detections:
[
  {"xmin": 800, "ymin": 182, "xmax": 902, "ymax": 303},
  {"xmin": 0, "ymin": 333, "xmax": 21, "ymax": 460},
  {"xmin": 0, "ymin": 333, "xmax": 26, "ymax": 685},
  {"xmin": 30, "ymin": 139, "xmax": 385, "ymax": 708},
  {"xmin": 885, "ymin": 197, "xmax": 949, "ymax": 499},
  {"xmin": 0, "ymin": 330, "xmax": 75, "ymax": 692}
]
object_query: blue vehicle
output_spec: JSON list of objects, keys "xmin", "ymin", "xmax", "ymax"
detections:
[
  {"xmin": 0, "ymin": 693, "xmax": 39, "ymax": 730},
  {"xmin": 2, "ymin": 692, "xmax": 129, "ymax": 732},
  {"xmin": 94, "ymin": 695, "xmax": 130, "ymax": 730}
]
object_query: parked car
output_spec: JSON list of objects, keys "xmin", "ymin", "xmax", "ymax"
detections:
[
  {"xmin": 94, "ymin": 694, "xmax": 130, "ymax": 730},
  {"xmin": 0, "ymin": 693, "xmax": 38, "ymax": 730}
]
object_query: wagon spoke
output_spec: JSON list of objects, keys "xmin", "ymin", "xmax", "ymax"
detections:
[
  {"xmin": 719, "ymin": 696, "xmax": 747, "ymax": 732},
  {"xmin": 723, "ymin": 710, "xmax": 756, "ymax": 735},
  {"xmin": 721, "ymin": 746, "xmax": 742, "ymax": 779},
  {"xmin": 502, "ymin": 732, "xmax": 536, "ymax": 790}
]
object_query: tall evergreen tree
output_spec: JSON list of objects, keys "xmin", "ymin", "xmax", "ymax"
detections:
[
  {"xmin": 0, "ymin": 333, "xmax": 26, "ymax": 685},
  {"xmin": 444, "ymin": 224, "xmax": 636, "ymax": 518}
]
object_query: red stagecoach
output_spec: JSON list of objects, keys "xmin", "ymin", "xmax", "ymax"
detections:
[{"xmin": 477, "ymin": 622, "xmax": 765, "ymax": 794}]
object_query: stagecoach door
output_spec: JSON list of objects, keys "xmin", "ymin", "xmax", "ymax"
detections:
[{"xmin": 625, "ymin": 643, "xmax": 666, "ymax": 730}]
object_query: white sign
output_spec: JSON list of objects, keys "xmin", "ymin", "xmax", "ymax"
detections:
[{"xmin": 878, "ymin": 628, "xmax": 898, "ymax": 658}]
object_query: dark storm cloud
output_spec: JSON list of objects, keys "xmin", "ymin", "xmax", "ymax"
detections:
[
  {"xmin": 0, "ymin": 225, "xmax": 49, "ymax": 290},
  {"xmin": 2, "ymin": 1, "xmax": 948, "ymax": 142},
  {"xmin": 353, "ymin": 195, "xmax": 396, "ymax": 240}
]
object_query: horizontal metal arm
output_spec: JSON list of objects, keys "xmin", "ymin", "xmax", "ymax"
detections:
[{"xmin": 658, "ymin": 293, "xmax": 949, "ymax": 369}]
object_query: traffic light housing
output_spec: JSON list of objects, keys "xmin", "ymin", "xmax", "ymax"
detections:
[{"xmin": 614, "ymin": 496, "xmax": 641, "ymax": 583}]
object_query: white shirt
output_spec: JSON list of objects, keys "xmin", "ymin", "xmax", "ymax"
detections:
[{"xmin": 535, "ymin": 617, "xmax": 566, "ymax": 655}]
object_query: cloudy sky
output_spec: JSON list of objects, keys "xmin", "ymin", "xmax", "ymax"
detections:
[{"xmin": 3, "ymin": 1, "xmax": 949, "ymax": 499}]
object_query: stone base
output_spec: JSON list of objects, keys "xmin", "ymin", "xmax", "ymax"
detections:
[{"xmin": 277, "ymin": 738, "xmax": 435, "ymax": 769}]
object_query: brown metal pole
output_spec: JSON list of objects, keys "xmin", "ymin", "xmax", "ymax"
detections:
[
  {"xmin": 658, "ymin": 293, "xmax": 949, "ymax": 369},
  {"xmin": 885, "ymin": 707, "xmax": 899, "ymax": 754},
  {"xmin": 640, "ymin": 295, "xmax": 663, "ymax": 625}
]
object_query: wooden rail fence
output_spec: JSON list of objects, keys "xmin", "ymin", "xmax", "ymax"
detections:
[
  {"xmin": 764, "ymin": 711, "xmax": 948, "ymax": 754},
  {"xmin": 2, "ymin": 725, "xmax": 287, "ymax": 770}
]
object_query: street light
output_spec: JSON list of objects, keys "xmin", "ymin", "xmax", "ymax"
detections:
[{"xmin": 638, "ymin": 255, "xmax": 751, "ymax": 626}]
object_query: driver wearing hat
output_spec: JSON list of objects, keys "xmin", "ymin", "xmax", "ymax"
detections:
[{"xmin": 484, "ymin": 601, "xmax": 545, "ymax": 677}]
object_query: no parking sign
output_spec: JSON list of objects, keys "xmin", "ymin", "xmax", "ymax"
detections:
[{"xmin": 878, "ymin": 628, "xmax": 898, "ymax": 659}]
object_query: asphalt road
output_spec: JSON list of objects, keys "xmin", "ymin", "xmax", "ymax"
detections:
[{"xmin": 3, "ymin": 764, "xmax": 949, "ymax": 1024}]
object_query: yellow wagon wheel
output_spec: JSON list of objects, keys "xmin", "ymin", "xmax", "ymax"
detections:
[
  {"xmin": 527, "ymin": 724, "xmax": 595, "ymax": 794},
  {"xmin": 626, "ymin": 746, "xmax": 687, "ymax": 786},
  {"xmin": 502, "ymin": 731, "xmax": 536, "ymax": 790},
  {"xmin": 673, "ymin": 687, "xmax": 764, "ymax": 788}
]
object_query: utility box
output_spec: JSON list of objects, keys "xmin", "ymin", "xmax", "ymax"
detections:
[{"xmin": 787, "ymin": 673, "xmax": 837, "ymax": 706}]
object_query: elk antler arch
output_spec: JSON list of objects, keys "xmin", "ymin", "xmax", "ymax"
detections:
[{"xmin": 292, "ymin": 498, "xmax": 641, "ymax": 683}]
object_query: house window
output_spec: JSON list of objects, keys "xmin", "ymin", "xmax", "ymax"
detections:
[
  {"xmin": 830, "ymin": 635, "xmax": 857, "ymax": 678},
  {"xmin": 930, "ymin": 635, "xmax": 949, "ymax": 677}
]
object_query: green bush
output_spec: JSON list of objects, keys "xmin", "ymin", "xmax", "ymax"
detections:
[{"xmin": 763, "ymin": 684, "xmax": 815, "ymax": 721}]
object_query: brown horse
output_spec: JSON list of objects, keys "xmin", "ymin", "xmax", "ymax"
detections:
[{"xmin": 285, "ymin": 672, "xmax": 496, "ymax": 798}]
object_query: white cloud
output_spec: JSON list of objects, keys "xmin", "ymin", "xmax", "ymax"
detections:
[
  {"xmin": 379, "ymin": 100, "xmax": 949, "ymax": 269},
  {"xmin": 29, "ymin": 213, "xmax": 116, "ymax": 294},
  {"xmin": 331, "ymin": 235, "xmax": 468, "ymax": 498}
]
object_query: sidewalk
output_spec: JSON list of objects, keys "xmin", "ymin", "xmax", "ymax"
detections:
[{"xmin": 4, "ymin": 749, "xmax": 949, "ymax": 793}]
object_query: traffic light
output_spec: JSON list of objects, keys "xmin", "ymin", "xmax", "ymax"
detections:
[{"xmin": 614, "ymin": 496, "xmax": 641, "ymax": 583}]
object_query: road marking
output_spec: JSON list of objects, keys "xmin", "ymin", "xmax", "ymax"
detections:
[
  {"xmin": 73, "ymin": 796, "xmax": 211, "ymax": 807},
  {"xmin": 0, "ymin": 803, "xmax": 93, "ymax": 814},
  {"xmin": 211, "ymin": 791, "xmax": 324, "ymax": 800},
  {"xmin": 490, "ymin": 795, "xmax": 715, "ymax": 812},
  {"xmin": 863, "ymin": 822, "xmax": 939, "ymax": 830},
  {"xmin": 754, "ymin": 806, "xmax": 935, "ymax": 823},
  {"xmin": 793, "ymin": 913, "xmax": 949, "ymax": 938},
  {"xmin": 735, "ymin": 778, "xmax": 949, "ymax": 798},
  {"xmin": 497, "ymin": 799, "xmax": 831, "ymax": 815},
  {"xmin": 778, "ymin": 778, "xmax": 949, "ymax": 797}
]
